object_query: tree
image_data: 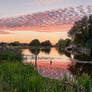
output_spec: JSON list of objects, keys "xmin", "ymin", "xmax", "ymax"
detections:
[
  {"xmin": 9, "ymin": 41, "xmax": 21, "ymax": 46},
  {"xmin": 68, "ymin": 15, "xmax": 92, "ymax": 47},
  {"xmin": 41, "ymin": 40, "xmax": 52, "ymax": 47},
  {"xmin": 57, "ymin": 38, "xmax": 71, "ymax": 48},
  {"xmin": 29, "ymin": 39, "xmax": 40, "ymax": 47}
]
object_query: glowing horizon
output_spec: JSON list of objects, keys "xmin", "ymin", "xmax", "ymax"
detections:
[
  {"xmin": 0, "ymin": 24, "xmax": 72, "ymax": 44},
  {"xmin": 0, "ymin": 31, "xmax": 69, "ymax": 44}
]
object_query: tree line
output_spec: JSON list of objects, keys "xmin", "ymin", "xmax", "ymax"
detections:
[{"xmin": 0, "ymin": 39, "xmax": 71, "ymax": 48}]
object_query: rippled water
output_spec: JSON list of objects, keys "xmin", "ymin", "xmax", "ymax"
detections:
[{"xmin": 22, "ymin": 48, "xmax": 92, "ymax": 79}]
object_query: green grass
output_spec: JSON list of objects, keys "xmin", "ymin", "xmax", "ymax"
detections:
[
  {"xmin": 0, "ymin": 61, "xmax": 92, "ymax": 92},
  {"xmin": 0, "ymin": 62, "xmax": 44, "ymax": 92}
]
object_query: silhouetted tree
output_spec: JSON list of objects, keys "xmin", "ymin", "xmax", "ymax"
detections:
[
  {"xmin": 9, "ymin": 41, "xmax": 21, "ymax": 46},
  {"xmin": 56, "ymin": 38, "xmax": 71, "ymax": 48},
  {"xmin": 41, "ymin": 40, "xmax": 52, "ymax": 47},
  {"xmin": 29, "ymin": 39, "xmax": 40, "ymax": 47},
  {"xmin": 68, "ymin": 15, "xmax": 92, "ymax": 48}
]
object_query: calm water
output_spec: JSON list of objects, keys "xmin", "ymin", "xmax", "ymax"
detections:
[{"xmin": 22, "ymin": 48, "xmax": 92, "ymax": 79}]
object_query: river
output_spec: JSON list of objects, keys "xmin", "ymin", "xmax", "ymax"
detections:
[{"xmin": 22, "ymin": 48, "xmax": 92, "ymax": 79}]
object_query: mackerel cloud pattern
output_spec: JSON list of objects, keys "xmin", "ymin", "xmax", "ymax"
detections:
[{"xmin": 0, "ymin": 5, "xmax": 92, "ymax": 29}]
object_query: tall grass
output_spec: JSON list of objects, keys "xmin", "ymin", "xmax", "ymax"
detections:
[
  {"xmin": 0, "ymin": 61, "xmax": 91, "ymax": 92},
  {"xmin": 0, "ymin": 62, "xmax": 43, "ymax": 92}
]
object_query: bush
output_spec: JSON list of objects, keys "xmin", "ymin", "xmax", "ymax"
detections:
[{"xmin": 0, "ymin": 47, "xmax": 23, "ymax": 62}]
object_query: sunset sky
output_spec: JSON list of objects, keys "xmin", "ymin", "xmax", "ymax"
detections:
[{"xmin": 0, "ymin": 0, "xmax": 92, "ymax": 44}]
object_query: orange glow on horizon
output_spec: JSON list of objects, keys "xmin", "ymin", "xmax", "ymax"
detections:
[
  {"xmin": 0, "ymin": 24, "xmax": 72, "ymax": 44},
  {"xmin": 0, "ymin": 31, "xmax": 69, "ymax": 44}
]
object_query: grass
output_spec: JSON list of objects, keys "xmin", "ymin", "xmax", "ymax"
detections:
[
  {"xmin": 0, "ymin": 62, "xmax": 43, "ymax": 92},
  {"xmin": 0, "ymin": 61, "xmax": 92, "ymax": 92}
]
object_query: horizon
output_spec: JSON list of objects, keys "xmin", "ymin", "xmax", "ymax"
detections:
[{"xmin": 0, "ymin": 31, "xmax": 68, "ymax": 44}]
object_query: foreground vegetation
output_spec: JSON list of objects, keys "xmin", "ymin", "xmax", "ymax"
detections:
[{"xmin": 0, "ymin": 61, "xmax": 92, "ymax": 92}]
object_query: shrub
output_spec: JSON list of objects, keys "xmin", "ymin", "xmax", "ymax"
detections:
[{"xmin": 0, "ymin": 47, "xmax": 23, "ymax": 62}]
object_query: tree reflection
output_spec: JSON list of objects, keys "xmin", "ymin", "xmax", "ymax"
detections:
[
  {"xmin": 29, "ymin": 48, "xmax": 40, "ymax": 68},
  {"xmin": 29, "ymin": 48, "xmax": 40, "ymax": 55},
  {"xmin": 56, "ymin": 47, "xmax": 92, "ymax": 77},
  {"xmin": 41, "ymin": 47, "xmax": 51, "ymax": 54},
  {"xmin": 74, "ymin": 54, "xmax": 92, "ymax": 61},
  {"xmin": 56, "ymin": 48, "xmax": 71, "ymax": 58},
  {"xmin": 68, "ymin": 60, "xmax": 92, "ymax": 77}
]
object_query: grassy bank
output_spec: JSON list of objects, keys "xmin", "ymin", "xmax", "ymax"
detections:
[
  {"xmin": 0, "ymin": 47, "xmax": 23, "ymax": 62},
  {"xmin": 0, "ymin": 61, "xmax": 92, "ymax": 92}
]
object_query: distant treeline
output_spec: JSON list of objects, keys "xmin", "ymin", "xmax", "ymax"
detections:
[{"xmin": 0, "ymin": 38, "xmax": 71, "ymax": 48}]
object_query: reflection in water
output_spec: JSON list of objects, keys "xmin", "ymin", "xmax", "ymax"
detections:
[
  {"xmin": 29, "ymin": 48, "xmax": 40, "ymax": 68},
  {"xmin": 74, "ymin": 54, "xmax": 92, "ymax": 61},
  {"xmin": 31, "ymin": 60, "xmax": 74, "ymax": 79},
  {"xmin": 41, "ymin": 48, "xmax": 51, "ymax": 54},
  {"xmin": 29, "ymin": 48, "xmax": 40, "ymax": 55},
  {"xmin": 22, "ymin": 48, "xmax": 92, "ymax": 79},
  {"xmin": 56, "ymin": 47, "xmax": 71, "ymax": 58},
  {"xmin": 28, "ymin": 48, "xmax": 51, "ymax": 67},
  {"xmin": 68, "ymin": 62, "xmax": 92, "ymax": 77},
  {"xmin": 50, "ymin": 60, "xmax": 52, "ymax": 65}
]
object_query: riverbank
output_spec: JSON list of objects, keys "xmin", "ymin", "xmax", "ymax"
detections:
[
  {"xmin": 0, "ymin": 61, "xmax": 91, "ymax": 92},
  {"xmin": 0, "ymin": 46, "xmax": 55, "ymax": 49}
]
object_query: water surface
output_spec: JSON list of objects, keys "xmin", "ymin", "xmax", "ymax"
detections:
[{"xmin": 22, "ymin": 48, "xmax": 92, "ymax": 79}]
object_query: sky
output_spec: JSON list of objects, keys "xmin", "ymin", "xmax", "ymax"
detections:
[
  {"xmin": 0, "ymin": 0, "xmax": 92, "ymax": 44},
  {"xmin": 0, "ymin": 31, "xmax": 68, "ymax": 44},
  {"xmin": 0, "ymin": 0, "xmax": 92, "ymax": 18}
]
